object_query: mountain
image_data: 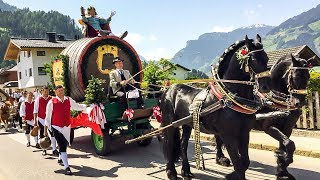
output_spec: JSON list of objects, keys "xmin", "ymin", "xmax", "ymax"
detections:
[
  {"xmin": 0, "ymin": 7, "xmax": 82, "ymax": 66},
  {"xmin": 263, "ymin": 4, "xmax": 320, "ymax": 54},
  {"xmin": 172, "ymin": 4, "xmax": 320, "ymax": 75},
  {"xmin": 171, "ymin": 24, "xmax": 274, "ymax": 72},
  {"xmin": 0, "ymin": 0, "xmax": 17, "ymax": 11}
]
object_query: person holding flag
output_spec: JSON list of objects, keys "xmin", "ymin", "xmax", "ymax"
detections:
[{"xmin": 44, "ymin": 85, "xmax": 86, "ymax": 175}]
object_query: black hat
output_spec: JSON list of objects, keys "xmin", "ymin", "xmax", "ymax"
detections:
[{"xmin": 113, "ymin": 57, "xmax": 124, "ymax": 64}]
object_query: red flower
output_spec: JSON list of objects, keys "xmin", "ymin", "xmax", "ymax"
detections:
[
  {"xmin": 152, "ymin": 106, "xmax": 162, "ymax": 123},
  {"xmin": 123, "ymin": 108, "xmax": 134, "ymax": 121},
  {"xmin": 308, "ymin": 63, "xmax": 313, "ymax": 68},
  {"xmin": 241, "ymin": 49, "xmax": 248, "ymax": 56}
]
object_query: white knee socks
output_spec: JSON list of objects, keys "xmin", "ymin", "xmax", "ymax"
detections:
[
  {"xmin": 51, "ymin": 137, "xmax": 57, "ymax": 151},
  {"xmin": 60, "ymin": 152, "xmax": 69, "ymax": 168},
  {"xmin": 25, "ymin": 134, "xmax": 30, "ymax": 143},
  {"xmin": 34, "ymin": 136, "xmax": 38, "ymax": 144}
]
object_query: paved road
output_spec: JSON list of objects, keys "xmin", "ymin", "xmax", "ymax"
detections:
[{"xmin": 0, "ymin": 128, "xmax": 319, "ymax": 180}]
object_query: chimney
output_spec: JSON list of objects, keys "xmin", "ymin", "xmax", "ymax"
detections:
[
  {"xmin": 57, "ymin": 34, "xmax": 65, "ymax": 41},
  {"xmin": 46, "ymin": 32, "xmax": 56, "ymax": 42}
]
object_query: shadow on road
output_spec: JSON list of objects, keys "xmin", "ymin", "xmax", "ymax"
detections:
[
  {"xmin": 0, "ymin": 127, "xmax": 21, "ymax": 135},
  {"xmin": 66, "ymin": 130, "xmax": 320, "ymax": 179}
]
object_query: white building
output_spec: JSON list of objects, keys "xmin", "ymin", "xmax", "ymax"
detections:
[
  {"xmin": 4, "ymin": 33, "xmax": 74, "ymax": 90},
  {"xmin": 172, "ymin": 64, "xmax": 191, "ymax": 80}
]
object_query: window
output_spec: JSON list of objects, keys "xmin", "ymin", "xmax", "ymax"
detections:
[
  {"xmin": 37, "ymin": 51, "xmax": 45, "ymax": 56},
  {"xmin": 18, "ymin": 55, "xmax": 20, "ymax": 63},
  {"xmin": 27, "ymin": 51, "xmax": 31, "ymax": 58},
  {"xmin": 23, "ymin": 51, "xmax": 26, "ymax": 57},
  {"xmin": 19, "ymin": 72, "xmax": 21, "ymax": 79},
  {"xmin": 29, "ymin": 68, "xmax": 32, "ymax": 77},
  {"xmin": 38, "ymin": 67, "xmax": 47, "ymax": 75}
]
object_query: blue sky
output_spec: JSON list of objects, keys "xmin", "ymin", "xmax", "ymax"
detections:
[{"xmin": 4, "ymin": 0, "xmax": 320, "ymax": 60}]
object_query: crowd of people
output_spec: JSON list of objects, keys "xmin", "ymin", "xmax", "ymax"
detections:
[{"xmin": 0, "ymin": 86, "xmax": 86, "ymax": 175}]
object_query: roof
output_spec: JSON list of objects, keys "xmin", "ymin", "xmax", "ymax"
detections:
[
  {"xmin": 3, "ymin": 81, "xmax": 18, "ymax": 88},
  {"xmin": 6, "ymin": 65, "xmax": 17, "ymax": 72},
  {"xmin": 0, "ymin": 65, "xmax": 17, "ymax": 76},
  {"xmin": 175, "ymin": 64, "xmax": 191, "ymax": 71},
  {"xmin": 4, "ymin": 38, "xmax": 74, "ymax": 60},
  {"xmin": 266, "ymin": 45, "xmax": 320, "ymax": 67},
  {"xmin": 10, "ymin": 38, "xmax": 74, "ymax": 48}
]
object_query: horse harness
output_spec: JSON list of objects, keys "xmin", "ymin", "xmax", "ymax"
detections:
[
  {"xmin": 257, "ymin": 66, "xmax": 309, "ymax": 111},
  {"xmin": 188, "ymin": 49, "xmax": 271, "ymax": 169}
]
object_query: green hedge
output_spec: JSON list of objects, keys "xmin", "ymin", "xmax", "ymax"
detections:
[{"xmin": 308, "ymin": 71, "xmax": 320, "ymax": 93}]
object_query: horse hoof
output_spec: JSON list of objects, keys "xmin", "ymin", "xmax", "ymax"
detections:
[
  {"xmin": 181, "ymin": 169, "xmax": 195, "ymax": 178},
  {"xmin": 226, "ymin": 171, "xmax": 245, "ymax": 180},
  {"xmin": 216, "ymin": 156, "xmax": 231, "ymax": 167},
  {"xmin": 166, "ymin": 169, "xmax": 178, "ymax": 180},
  {"xmin": 277, "ymin": 172, "xmax": 296, "ymax": 180}
]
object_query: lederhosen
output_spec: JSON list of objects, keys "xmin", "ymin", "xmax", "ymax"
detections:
[
  {"xmin": 51, "ymin": 97, "xmax": 70, "ymax": 152},
  {"xmin": 37, "ymin": 96, "xmax": 52, "ymax": 138},
  {"xmin": 24, "ymin": 101, "xmax": 34, "ymax": 134}
]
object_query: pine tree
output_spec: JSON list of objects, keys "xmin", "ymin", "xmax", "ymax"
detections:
[{"xmin": 84, "ymin": 75, "xmax": 107, "ymax": 105}]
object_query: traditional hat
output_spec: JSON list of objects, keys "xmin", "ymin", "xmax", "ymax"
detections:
[{"xmin": 112, "ymin": 57, "xmax": 124, "ymax": 64}]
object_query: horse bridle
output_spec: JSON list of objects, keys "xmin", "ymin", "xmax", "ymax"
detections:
[
  {"xmin": 286, "ymin": 66, "xmax": 309, "ymax": 95},
  {"xmin": 244, "ymin": 48, "xmax": 271, "ymax": 92}
]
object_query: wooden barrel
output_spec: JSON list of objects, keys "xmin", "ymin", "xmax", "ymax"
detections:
[{"xmin": 61, "ymin": 36, "xmax": 142, "ymax": 102}]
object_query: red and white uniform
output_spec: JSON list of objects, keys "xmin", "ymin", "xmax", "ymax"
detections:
[
  {"xmin": 33, "ymin": 96, "xmax": 52, "ymax": 126},
  {"xmin": 20, "ymin": 101, "xmax": 35, "ymax": 126},
  {"xmin": 45, "ymin": 96, "xmax": 86, "ymax": 144}
]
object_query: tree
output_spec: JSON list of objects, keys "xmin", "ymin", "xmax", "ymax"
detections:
[
  {"xmin": 85, "ymin": 75, "xmax": 107, "ymax": 105},
  {"xmin": 143, "ymin": 58, "xmax": 177, "ymax": 85},
  {"xmin": 186, "ymin": 69, "xmax": 209, "ymax": 80}
]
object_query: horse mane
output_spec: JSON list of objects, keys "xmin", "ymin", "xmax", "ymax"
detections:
[
  {"xmin": 216, "ymin": 39, "xmax": 252, "ymax": 78},
  {"xmin": 270, "ymin": 54, "xmax": 292, "ymax": 72}
]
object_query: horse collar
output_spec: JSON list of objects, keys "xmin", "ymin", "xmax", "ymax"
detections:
[{"xmin": 209, "ymin": 81, "xmax": 258, "ymax": 114}]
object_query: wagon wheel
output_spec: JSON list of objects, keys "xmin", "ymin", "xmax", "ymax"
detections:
[
  {"xmin": 91, "ymin": 128, "xmax": 111, "ymax": 156},
  {"xmin": 136, "ymin": 126, "xmax": 153, "ymax": 147}
]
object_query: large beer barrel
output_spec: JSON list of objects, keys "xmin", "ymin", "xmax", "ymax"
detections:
[{"xmin": 61, "ymin": 36, "xmax": 142, "ymax": 102}]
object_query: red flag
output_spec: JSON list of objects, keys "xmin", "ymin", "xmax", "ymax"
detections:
[{"xmin": 70, "ymin": 113, "xmax": 104, "ymax": 136}]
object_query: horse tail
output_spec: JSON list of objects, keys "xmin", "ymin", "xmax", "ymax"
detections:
[
  {"xmin": 162, "ymin": 127, "xmax": 181, "ymax": 163},
  {"xmin": 172, "ymin": 127, "xmax": 181, "ymax": 162}
]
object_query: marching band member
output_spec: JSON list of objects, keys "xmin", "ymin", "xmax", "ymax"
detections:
[
  {"xmin": 20, "ymin": 92, "xmax": 40, "ymax": 148},
  {"xmin": 44, "ymin": 85, "xmax": 86, "ymax": 175},
  {"xmin": 33, "ymin": 86, "xmax": 58, "ymax": 156}
]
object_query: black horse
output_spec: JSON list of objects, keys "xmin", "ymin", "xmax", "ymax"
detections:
[
  {"xmin": 214, "ymin": 54, "xmax": 318, "ymax": 180},
  {"xmin": 160, "ymin": 35, "xmax": 271, "ymax": 180}
]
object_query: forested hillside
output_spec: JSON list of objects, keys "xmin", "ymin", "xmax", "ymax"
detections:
[{"xmin": 0, "ymin": 8, "xmax": 82, "ymax": 67}]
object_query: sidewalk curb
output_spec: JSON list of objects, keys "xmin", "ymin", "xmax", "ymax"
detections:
[{"xmin": 192, "ymin": 134, "xmax": 320, "ymax": 159}]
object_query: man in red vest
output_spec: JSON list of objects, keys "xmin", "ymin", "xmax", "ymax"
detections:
[
  {"xmin": 20, "ymin": 92, "xmax": 40, "ymax": 148},
  {"xmin": 44, "ymin": 85, "xmax": 86, "ymax": 175},
  {"xmin": 34, "ymin": 86, "xmax": 58, "ymax": 156}
]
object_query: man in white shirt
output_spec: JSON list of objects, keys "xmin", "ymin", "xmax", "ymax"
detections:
[
  {"xmin": 44, "ymin": 85, "xmax": 86, "ymax": 175},
  {"xmin": 33, "ymin": 86, "xmax": 58, "ymax": 156},
  {"xmin": 19, "ymin": 91, "xmax": 27, "ymax": 103}
]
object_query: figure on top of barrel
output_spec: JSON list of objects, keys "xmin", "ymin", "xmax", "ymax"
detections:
[{"xmin": 79, "ymin": 5, "xmax": 128, "ymax": 39}]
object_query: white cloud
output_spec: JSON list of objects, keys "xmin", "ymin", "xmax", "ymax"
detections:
[
  {"xmin": 212, "ymin": 25, "xmax": 234, "ymax": 32},
  {"xmin": 148, "ymin": 34, "xmax": 158, "ymax": 41},
  {"xmin": 142, "ymin": 48, "xmax": 172, "ymax": 61},
  {"xmin": 257, "ymin": 4, "xmax": 263, "ymax": 8},
  {"xmin": 125, "ymin": 33, "xmax": 144, "ymax": 46},
  {"xmin": 244, "ymin": 10, "xmax": 256, "ymax": 16}
]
